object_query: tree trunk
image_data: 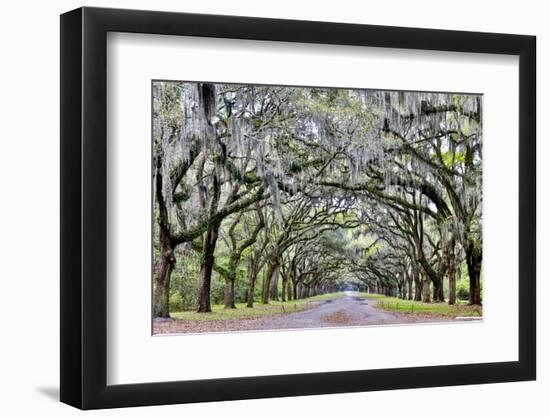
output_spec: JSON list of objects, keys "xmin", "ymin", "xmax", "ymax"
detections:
[
  {"xmin": 447, "ymin": 238, "xmax": 457, "ymax": 305},
  {"xmin": 246, "ymin": 258, "xmax": 257, "ymax": 308},
  {"xmin": 433, "ymin": 280, "xmax": 444, "ymax": 302},
  {"xmin": 261, "ymin": 268, "xmax": 267, "ymax": 304},
  {"xmin": 466, "ymin": 239, "xmax": 482, "ymax": 305},
  {"xmin": 414, "ymin": 285, "xmax": 422, "ymax": 301},
  {"xmin": 287, "ymin": 278, "xmax": 293, "ymax": 301},
  {"xmin": 197, "ymin": 226, "xmax": 219, "ymax": 313},
  {"xmin": 262, "ymin": 260, "xmax": 278, "ymax": 304},
  {"xmin": 153, "ymin": 246, "xmax": 175, "ymax": 318},
  {"xmin": 224, "ymin": 277, "xmax": 236, "ymax": 309},
  {"xmin": 197, "ymin": 265, "xmax": 213, "ymax": 313},
  {"xmin": 297, "ymin": 282, "xmax": 304, "ymax": 299},
  {"xmin": 421, "ymin": 271, "xmax": 431, "ymax": 303},
  {"xmin": 419, "ymin": 255, "xmax": 444, "ymax": 302},
  {"xmin": 153, "ymin": 152, "xmax": 176, "ymax": 318},
  {"xmin": 269, "ymin": 264, "xmax": 280, "ymax": 301}
]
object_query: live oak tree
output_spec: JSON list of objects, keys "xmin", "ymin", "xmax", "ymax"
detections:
[
  {"xmin": 152, "ymin": 82, "xmax": 483, "ymax": 318},
  {"xmin": 215, "ymin": 204, "xmax": 265, "ymax": 308}
]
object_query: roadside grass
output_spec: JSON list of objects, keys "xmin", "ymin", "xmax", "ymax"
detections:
[
  {"xmin": 360, "ymin": 293, "xmax": 482, "ymax": 317},
  {"xmin": 170, "ymin": 292, "xmax": 348, "ymax": 321}
]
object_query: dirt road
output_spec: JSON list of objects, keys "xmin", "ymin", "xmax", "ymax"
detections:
[{"xmin": 154, "ymin": 293, "xmax": 452, "ymax": 335}]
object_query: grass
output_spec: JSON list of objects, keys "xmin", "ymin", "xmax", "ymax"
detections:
[
  {"xmin": 360, "ymin": 293, "xmax": 482, "ymax": 317},
  {"xmin": 168, "ymin": 291, "xmax": 482, "ymax": 321},
  {"xmin": 170, "ymin": 291, "xmax": 348, "ymax": 321}
]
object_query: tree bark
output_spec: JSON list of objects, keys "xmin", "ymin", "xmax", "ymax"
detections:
[
  {"xmin": 246, "ymin": 257, "xmax": 258, "ymax": 308},
  {"xmin": 286, "ymin": 278, "xmax": 293, "ymax": 301},
  {"xmin": 261, "ymin": 272, "xmax": 268, "ymax": 303},
  {"xmin": 466, "ymin": 239, "xmax": 482, "ymax": 305},
  {"xmin": 297, "ymin": 282, "xmax": 304, "ymax": 299},
  {"xmin": 433, "ymin": 280, "xmax": 444, "ymax": 302},
  {"xmin": 419, "ymin": 255, "xmax": 444, "ymax": 302},
  {"xmin": 153, "ymin": 153, "xmax": 175, "ymax": 318},
  {"xmin": 414, "ymin": 285, "xmax": 422, "ymax": 301},
  {"xmin": 197, "ymin": 225, "xmax": 219, "ymax": 312},
  {"xmin": 269, "ymin": 264, "xmax": 280, "ymax": 301},
  {"xmin": 196, "ymin": 141, "xmax": 221, "ymax": 313},
  {"xmin": 153, "ymin": 246, "xmax": 175, "ymax": 317},
  {"xmin": 281, "ymin": 276, "xmax": 287, "ymax": 302},
  {"xmin": 224, "ymin": 277, "xmax": 236, "ymax": 309},
  {"xmin": 262, "ymin": 260, "xmax": 278, "ymax": 304},
  {"xmin": 220, "ymin": 261, "xmax": 238, "ymax": 309},
  {"xmin": 421, "ymin": 271, "xmax": 431, "ymax": 303},
  {"xmin": 447, "ymin": 238, "xmax": 457, "ymax": 305},
  {"xmin": 407, "ymin": 271, "xmax": 413, "ymax": 300}
]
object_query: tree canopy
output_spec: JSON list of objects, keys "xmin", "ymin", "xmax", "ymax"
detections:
[{"xmin": 152, "ymin": 82, "xmax": 482, "ymax": 317}]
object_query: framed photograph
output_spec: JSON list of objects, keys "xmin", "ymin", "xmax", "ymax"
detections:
[{"xmin": 60, "ymin": 6, "xmax": 536, "ymax": 410}]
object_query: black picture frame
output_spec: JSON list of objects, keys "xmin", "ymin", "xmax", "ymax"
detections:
[{"xmin": 60, "ymin": 6, "xmax": 536, "ymax": 410}]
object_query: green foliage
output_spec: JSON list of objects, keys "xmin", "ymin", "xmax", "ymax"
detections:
[
  {"xmin": 169, "ymin": 292, "xmax": 183, "ymax": 311},
  {"xmin": 170, "ymin": 248, "xmax": 201, "ymax": 310},
  {"xmin": 153, "ymin": 81, "xmax": 484, "ymax": 322},
  {"xmin": 456, "ymin": 279, "xmax": 470, "ymax": 301},
  {"xmin": 441, "ymin": 150, "xmax": 465, "ymax": 169},
  {"xmin": 210, "ymin": 277, "xmax": 227, "ymax": 305},
  {"xmin": 455, "ymin": 264, "xmax": 483, "ymax": 302}
]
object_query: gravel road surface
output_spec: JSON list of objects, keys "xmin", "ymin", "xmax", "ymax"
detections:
[{"xmin": 154, "ymin": 293, "xmax": 452, "ymax": 335}]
